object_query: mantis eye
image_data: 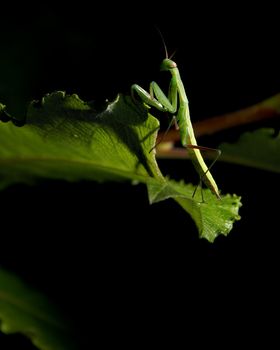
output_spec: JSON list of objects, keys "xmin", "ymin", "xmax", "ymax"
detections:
[
  {"xmin": 160, "ymin": 59, "xmax": 177, "ymax": 71},
  {"xmin": 169, "ymin": 60, "xmax": 177, "ymax": 68}
]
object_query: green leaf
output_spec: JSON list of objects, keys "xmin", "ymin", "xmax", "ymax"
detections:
[
  {"xmin": 147, "ymin": 180, "xmax": 241, "ymax": 242},
  {"xmin": 0, "ymin": 268, "xmax": 78, "ymax": 350},
  {"xmin": 220, "ymin": 128, "xmax": 280, "ymax": 173},
  {"xmin": 0, "ymin": 92, "xmax": 162, "ymax": 185},
  {"xmin": 0, "ymin": 91, "xmax": 241, "ymax": 241}
]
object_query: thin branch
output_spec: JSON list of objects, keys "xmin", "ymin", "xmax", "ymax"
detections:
[{"xmin": 157, "ymin": 93, "xmax": 280, "ymax": 143}]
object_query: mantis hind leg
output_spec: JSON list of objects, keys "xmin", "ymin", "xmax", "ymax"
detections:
[
  {"xmin": 192, "ymin": 177, "xmax": 205, "ymax": 203},
  {"xmin": 188, "ymin": 145, "xmax": 221, "ymax": 201}
]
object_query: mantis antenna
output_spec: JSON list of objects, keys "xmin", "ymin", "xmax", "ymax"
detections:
[
  {"xmin": 155, "ymin": 26, "xmax": 169, "ymax": 59},
  {"xmin": 155, "ymin": 26, "xmax": 177, "ymax": 60}
]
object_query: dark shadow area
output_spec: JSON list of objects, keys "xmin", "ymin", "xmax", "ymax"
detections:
[{"xmin": 0, "ymin": 331, "xmax": 38, "ymax": 350}]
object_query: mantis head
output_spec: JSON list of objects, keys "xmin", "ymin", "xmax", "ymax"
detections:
[{"xmin": 160, "ymin": 58, "xmax": 177, "ymax": 71}]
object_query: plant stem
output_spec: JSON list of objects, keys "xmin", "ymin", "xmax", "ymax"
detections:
[{"xmin": 157, "ymin": 93, "xmax": 280, "ymax": 143}]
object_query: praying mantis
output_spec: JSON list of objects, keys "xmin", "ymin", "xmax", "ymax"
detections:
[{"xmin": 131, "ymin": 38, "xmax": 221, "ymax": 200}]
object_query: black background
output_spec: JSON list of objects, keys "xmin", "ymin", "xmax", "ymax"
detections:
[{"xmin": 0, "ymin": 3, "xmax": 279, "ymax": 348}]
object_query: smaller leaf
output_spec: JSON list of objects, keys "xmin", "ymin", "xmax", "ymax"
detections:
[
  {"xmin": 220, "ymin": 128, "xmax": 280, "ymax": 173},
  {"xmin": 0, "ymin": 268, "xmax": 78, "ymax": 350}
]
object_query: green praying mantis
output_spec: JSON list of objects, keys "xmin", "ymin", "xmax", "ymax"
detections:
[{"xmin": 131, "ymin": 36, "xmax": 221, "ymax": 200}]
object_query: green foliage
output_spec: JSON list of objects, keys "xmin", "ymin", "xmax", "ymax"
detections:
[
  {"xmin": 220, "ymin": 128, "xmax": 280, "ymax": 173},
  {"xmin": 0, "ymin": 92, "xmax": 161, "ymax": 186},
  {"xmin": 0, "ymin": 91, "xmax": 241, "ymax": 241},
  {"xmin": 147, "ymin": 180, "xmax": 241, "ymax": 242},
  {"xmin": 0, "ymin": 268, "xmax": 78, "ymax": 350}
]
